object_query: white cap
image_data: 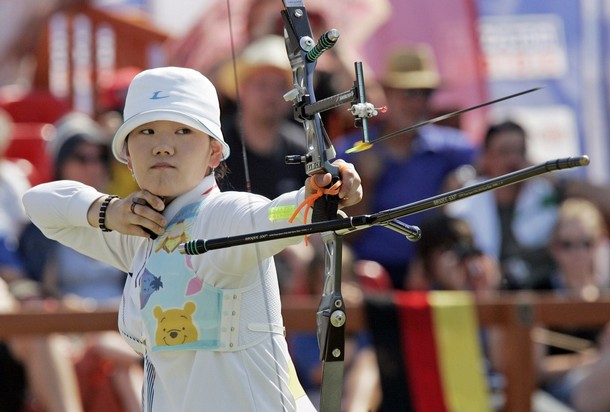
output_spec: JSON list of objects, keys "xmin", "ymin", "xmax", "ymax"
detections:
[{"xmin": 112, "ymin": 67, "xmax": 230, "ymax": 164}]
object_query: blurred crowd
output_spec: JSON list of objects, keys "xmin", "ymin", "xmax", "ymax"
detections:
[{"xmin": 1, "ymin": 1, "xmax": 609, "ymax": 411}]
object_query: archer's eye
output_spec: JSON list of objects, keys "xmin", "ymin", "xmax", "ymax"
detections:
[
  {"xmin": 176, "ymin": 128, "xmax": 193, "ymax": 135},
  {"xmin": 139, "ymin": 128, "xmax": 154, "ymax": 135}
]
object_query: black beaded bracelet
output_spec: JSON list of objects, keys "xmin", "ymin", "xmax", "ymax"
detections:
[{"xmin": 99, "ymin": 195, "xmax": 119, "ymax": 232}]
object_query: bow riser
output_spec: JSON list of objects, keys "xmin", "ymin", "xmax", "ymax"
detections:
[{"xmin": 281, "ymin": 2, "xmax": 348, "ymax": 410}]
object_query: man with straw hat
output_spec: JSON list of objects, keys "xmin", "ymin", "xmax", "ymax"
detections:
[
  {"xmin": 336, "ymin": 43, "xmax": 477, "ymax": 290},
  {"xmin": 217, "ymin": 34, "xmax": 308, "ymax": 201}
]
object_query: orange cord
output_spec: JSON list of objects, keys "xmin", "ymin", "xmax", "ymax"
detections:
[{"xmin": 289, "ymin": 165, "xmax": 348, "ymax": 245}]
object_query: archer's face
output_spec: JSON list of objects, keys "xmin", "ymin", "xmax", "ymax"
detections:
[{"xmin": 126, "ymin": 120, "xmax": 222, "ymax": 199}]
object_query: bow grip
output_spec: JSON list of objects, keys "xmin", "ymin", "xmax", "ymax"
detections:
[
  {"xmin": 312, "ymin": 186, "xmax": 340, "ymax": 223},
  {"xmin": 311, "ymin": 164, "xmax": 341, "ymax": 223}
]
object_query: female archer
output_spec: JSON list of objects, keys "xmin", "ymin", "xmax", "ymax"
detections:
[{"xmin": 23, "ymin": 66, "xmax": 362, "ymax": 411}]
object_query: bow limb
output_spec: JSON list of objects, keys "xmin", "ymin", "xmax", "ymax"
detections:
[
  {"xmin": 281, "ymin": 1, "xmax": 346, "ymax": 410},
  {"xmin": 317, "ymin": 232, "xmax": 345, "ymax": 410}
]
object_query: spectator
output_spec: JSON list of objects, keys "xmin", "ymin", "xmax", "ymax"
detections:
[
  {"xmin": 215, "ymin": 34, "xmax": 314, "ymax": 293},
  {"xmin": 19, "ymin": 112, "xmax": 143, "ymax": 411},
  {"xmin": 97, "ymin": 66, "xmax": 142, "ymax": 199},
  {"xmin": 20, "ymin": 112, "xmax": 115, "ymax": 286},
  {"xmin": 410, "ymin": 214, "xmax": 504, "ymax": 396},
  {"xmin": 409, "ymin": 213, "xmax": 503, "ymax": 379},
  {"xmin": 335, "ymin": 44, "xmax": 477, "ymax": 289},
  {"xmin": 0, "ymin": 108, "xmax": 30, "ymax": 242},
  {"xmin": 355, "ymin": 213, "xmax": 503, "ymax": 411},
  {"xmin": 216, "ymin": 34, "xmax": 308, "ymax": 200},
  {"xmin": 407, "ymin": 213, "xmax": 502, "ymax": 296},
  {"xmin": 536, "ymin": 198, "xmax": 610, "ymax": 411},
  {"xmin": 0, "ymin": 107, "xmax": 76, "ymax": 412},
  {"xmin": 446, "ymin": 120, "xmax": 559, "ymax": 290},
  {"xmin": 0, "ymin": 235, "xmax": 83, "ymax": 412}
]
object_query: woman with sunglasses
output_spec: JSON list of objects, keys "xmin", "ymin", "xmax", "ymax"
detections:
[{"xmin": 537, "ymin": 198, "xmax": 610, "ymax": 411}]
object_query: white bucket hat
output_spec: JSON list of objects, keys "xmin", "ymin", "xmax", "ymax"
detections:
[{"xmin": 112, "ymin": 66, "xmax": 230, "ymax": 164}]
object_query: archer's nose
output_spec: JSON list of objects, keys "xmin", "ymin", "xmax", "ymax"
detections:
[{"xmin": 153, "ymin": 143, "xmax": 174, "ymax": 156}]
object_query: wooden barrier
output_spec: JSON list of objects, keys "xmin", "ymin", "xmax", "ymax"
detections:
[{"xmin": 1, "ymin": 293, "xmax": 609, "ymax": 412}]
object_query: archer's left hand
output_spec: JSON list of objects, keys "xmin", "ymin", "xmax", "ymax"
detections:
[{"xmin": 305, "ymin": 159, "xmax": 362, "ymax": 209}]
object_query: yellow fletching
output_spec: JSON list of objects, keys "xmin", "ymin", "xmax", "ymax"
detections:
[{"xmin": 345, "ymin": 141, "xmax": 373, "ymax": 153}]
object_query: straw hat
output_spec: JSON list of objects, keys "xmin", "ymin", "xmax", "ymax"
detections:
[
  {"xmin": 216, "ymin": 35, "xmax": 292, "ymax": 99},
  {"xmin": 379, "ymin": 44, "xmax": 440, "ymax": 90}
]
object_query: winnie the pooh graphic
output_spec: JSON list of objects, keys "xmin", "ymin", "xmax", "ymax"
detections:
[{"xmin": 153, "ymin": 301, "xmax": 199, "ymax": 346}]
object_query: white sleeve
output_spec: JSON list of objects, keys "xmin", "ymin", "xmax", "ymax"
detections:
[
  {"xmin": 193, "ymin": 188, "xmax": 311, "ymax": 275},
  {"xmin": 22, "ymin": 180, "xmax": 140, "ymax": 272}
]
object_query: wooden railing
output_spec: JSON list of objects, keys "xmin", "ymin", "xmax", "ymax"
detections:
[{"xmin": 2, "ymin": 293, "xmax": 609, "ymax": 412}]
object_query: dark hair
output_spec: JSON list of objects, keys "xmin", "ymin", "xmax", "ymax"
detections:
[
  {"xmin": 52, "ymin": 113, "xmax": 110, "ymax": 180},
  {"xmin": 54, "ymin": 134, "xmax": 111, "ymax": 180},
  {"xmin": 214, "ymin": 161, "xmax": 229, "ymax": 181},
  {"xmin": 483, "ymin": 120, "xmax": 527, "ymax": 150},
  {"xmin": 416, "ymin": 213, "xmax": 478, "ymax": 274}
]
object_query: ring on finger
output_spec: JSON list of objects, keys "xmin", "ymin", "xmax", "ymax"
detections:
[{"xmin": 130, "ymin": 202, "xmax": 137, "ymax": 214}]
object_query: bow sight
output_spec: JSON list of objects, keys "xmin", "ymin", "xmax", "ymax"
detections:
[{"xmin": 281, "ymin": 5, "xmax": 379, "ymax": 176}]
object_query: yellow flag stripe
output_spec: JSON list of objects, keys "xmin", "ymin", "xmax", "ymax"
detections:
[{"xmin": 429, "ymin": 291, "xmax": 492, "ymax": 412}]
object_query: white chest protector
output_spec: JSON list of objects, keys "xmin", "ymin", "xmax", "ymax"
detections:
[{"xmin": 138, "ymin": 200, "xmax": 284, "ymax": 353}]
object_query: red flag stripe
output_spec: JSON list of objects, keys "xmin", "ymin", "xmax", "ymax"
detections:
[{"xmin": 396, "ymin": 292, "xmax": 448, "ymax": 412}]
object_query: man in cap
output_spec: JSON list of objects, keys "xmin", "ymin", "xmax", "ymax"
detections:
[{"xmin": 336, "ymin": 44, "xmax": 477, "ymax": 289}]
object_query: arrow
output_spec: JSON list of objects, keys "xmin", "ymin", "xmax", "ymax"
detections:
[{"xmin": 346, "ymin": 87, "xmax": 542, "ymax": 153}]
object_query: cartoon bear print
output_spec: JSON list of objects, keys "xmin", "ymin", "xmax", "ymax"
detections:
[{"xmin": 153, "ymin": 301, "xmax": 199, "ymax": 346}]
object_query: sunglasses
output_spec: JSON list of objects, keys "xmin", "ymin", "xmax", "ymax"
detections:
[{"xmin": 556, "ymin": 239, "xmax": 594, "ymax": 250}]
